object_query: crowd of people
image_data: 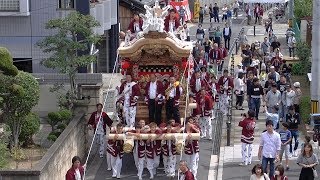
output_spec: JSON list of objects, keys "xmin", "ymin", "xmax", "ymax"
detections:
[{"xmin": 65, "ymin": 1, "xmax": 317, "ymax": 180}]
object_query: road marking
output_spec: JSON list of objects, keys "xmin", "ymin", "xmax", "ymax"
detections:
[
  {"xmin": 217, "ymin": 147, "xmax": 225, "ymax": 180},
  {"xmin": 208, "ymin": 155, "xmax": 219, "ymax": 180}
]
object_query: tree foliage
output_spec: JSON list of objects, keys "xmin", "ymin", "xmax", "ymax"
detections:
[
  {"xmin": 0, "ymin": 47, "xmax": 18, "ymax": 76},
  {"xmin": 0, "ymin": 71, "xmax": 40, "ymax": 148},
  {"xmin": 19, "ymin": 112, "xmax": 40, "ymax": 147},
  {"xmin": 295, "ymin": 42, "xmax": 312, "ymax": 75},
  {"xmin": 0, "ymin": 126, "xmax": 10, "ymax": 169},
  {"xmin": 37, "ymin": 11, "xmax": 101, "ymax": 110},
  {"xmin": 294, "ymin": 0, "xmax": 313, "ymax": 21}
]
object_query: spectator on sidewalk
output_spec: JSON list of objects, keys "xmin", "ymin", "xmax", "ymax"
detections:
[
  {"xmin": 297, "ymin": 143, "xmax": 319, "ymax": 180},
  {"xmin": 203, "ymin": 37, "xmax": 213, "ymax": 62},
  {"xmin": 258, "ymin": 120, "xmax": 281, "ymax": 179},
  {"xmin": 270, "ymin": 36, "xmax": 281, "ymax": 52},
  {"xmin": 264, "ymin": 105, "xmax": 279, "ymax": 130},
  {"xmin": 221, "ymin": 4, "xmax": 228, "ymax": 22},
  {"xmin": 286, "ymin": 106, "xmax": 301, "ymax": 157},
  {"xmin": 241, "ymin": 44, "xmax": 252, "ymax": 69},
  {"xmin": 248, "ymin": 77, "xmax": 265, "ymax": 120},
  {"xmin": 199, "ymin": 7, "xmax": 204, "ymax": 24},
  {"xmin": 250, "ymin": 164, "xmax": 270, "ymax": 180},
  {"xmin": 282, "ymin": 84, "xmax": 295, "ymax": 121},
  {"xmin": 223, "ymin": 23, "xmax": 232, "ymax": 50},
  {"xmin": 245, "ymin": 4, "xmax": 252, "ymax": 25},
  {"xmin": 208, "ymin": 23, "xmax": 216, "ymax": 42},
  {"xmin": 293, "ymin": 82, "xmax": 302, "ymax": 113},
  {"xmin": 209, "ymin": 4, "xmax": 213, "ymax": 22},
  {"xmin": 214, "ymin": 26, "xmax": 223, "ymax": 47},
  {"xmin": 278, "ymin": 122, "xmax": 292, "ymax": 170},
  {"xmin": 179, "ymin": 6, "xmax": 186, "ymax": 25},
  {"xmin": 271, "ymin": 164, "xmax": 288, "ymax": 180},
  {"xmin": 212, "ymin": 3, "xmax": 220, "ymax": 23},
  {"xmin": 196, "ymin": 24, "xmax": 205, "ymax": 45},
  {"xmin": 287, "ymin": 33, "xmax": 296, "ymax": 58},
  {"xmin": 238, "ymin": 109, "xmax": 256, "ymax": 166},
  {"xmin": 265, "ymin": 83, "xmax": 281, "ymax": 112},
  {"xmin": 233, "ymin": 1, "xmax": 239, "ymax": 18},
  {"xmin": 261, "ymin": 37, "xmax": 271, "ymax": 56},
  {"xmin": 235, "ymin": 71, "xmax": 245, "ymax": 110},
  {"xmin": 238, "ymin": 31, "xmax": 248, "ymax": 51},
  {"xmin": 246, "ymin": 72, "xmax": 254, "ymax": 110}
]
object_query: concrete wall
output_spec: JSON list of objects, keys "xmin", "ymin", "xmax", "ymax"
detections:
[{"xmin": 0, "ymin": 113, "xmax": 87, "ymax": 180}]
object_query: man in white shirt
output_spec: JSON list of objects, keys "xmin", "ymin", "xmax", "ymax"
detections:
[
  {"xmin": 258, "ymin": 120, "xmax": 281, "ymax": 179},
  {"xmin": 282, "ymin": 84, "xmax": 295, "ymax": 121},
  {"xmin": 145, "ymin": 74, "xmax": 164, "ymax": 125},
  {"xmin": 287, "ymin": 33, "xmax": 296, "ymax": 58}
]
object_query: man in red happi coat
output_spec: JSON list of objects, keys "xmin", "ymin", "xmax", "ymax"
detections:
[
  {"xmin": 164, "ymin": 9, "xmax": 181, "ymax": 32},
  {"xmin": 190, "ymin": 70, "xmax": 207, "ymax": 96},
  {"xmin": 145, "ymin": 74, "xmax": 165, "ymax": 125},
  {"xmin": 88, "ymin": 103, "xmax": 113, "ymax": 158},
  {"xmin": 107, "ymin": 123, "xmax": 125, "ymax": 179},
  {"xmin": 196, "ymin": 89, "xmax": 214, "ymax": 140},
  {"xmin": 119, "ymin": 74, "xmax": 140, "ymax": 128},
  {"xmin": 184, "ymin": 118, "xmax": 200, "ymax": 178}
]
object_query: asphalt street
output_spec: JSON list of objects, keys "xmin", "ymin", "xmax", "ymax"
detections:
[{"xmin": 85, "ymin": 13, "xmax": 247, "ymax": 180}]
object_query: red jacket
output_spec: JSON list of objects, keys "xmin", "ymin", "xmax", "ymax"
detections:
[
  {"xmin": 145, "ymin": 130, "xmax": 162, "ymax": 158},
  {"xmin": 184, "ymin": 129, "xmax": 200, "ymax": 155},
  {"xmin": 65, "ymin": 166, "xmax": 84, "ymax": 180},
  {"xmin": 119, "ymin": 81, "xmax": 141, "ymax": 107},
  {"xmin": 145, "ymin": 80, "xmax": 164, "ymax": 105},
  {"xmin": 209, "ymin": 48, "xmax": 222, "ymax": 63},
  {"xmin": 181, "ymin": 170, "xmax": 195, "ymax": 180},
  {"xmin": 196, "ymin": 94, "xmax": 213, "ymax": 117},
  {"xmin": 88, "ymin": 111, "xmax": 112, "ymax": 133},
  {"xmin": 161, "ymin": 129, "xmax": 177, "ymax": 156},
  {"xmin": 164, "ymin": 16, "xmax": 180, "ymax": 32},
  {"xmin": 219, "ymin": 47, "xmax": 228, "ymax": 58},
  {"xmin": 107, "ymin": 131, "xmax": 124, "ymax": 158},
  {"xmin": 164, "ymin": 84, "xmax": 181, "ymax": 107},
  {"xmin": 217, "ymin": 76, "xmax": 234, "ymax": 92},
  {"xmin": 190, "ymin": 77, "xmax": 207, "ymax": 95},
  {"xmin": 127, "ymin": 18, "xmax": 143, "ymax": 33}
]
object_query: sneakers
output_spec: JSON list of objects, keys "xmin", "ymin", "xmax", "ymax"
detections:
[
  {"xmin": 286, "ymin": 166, "xmax": 290, "ymax": 171},
  {"xmin": 107, "ymin": 168, "xmax": 111, "ymax": 171},
  {"xmin": 239, "ymin": 162, "xmax": 247, "ymax": 166},
  {"xmin": 293, "ymin": 150, "xmax": 298, "ymax": 157}
]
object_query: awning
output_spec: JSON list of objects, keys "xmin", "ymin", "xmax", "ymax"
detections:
[{"xmin": 243, "ymin": 0, "xmax": 288, "ymax": 3}]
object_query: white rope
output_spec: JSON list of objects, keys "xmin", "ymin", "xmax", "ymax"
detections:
[{"xmin": 83, "ymin": 50, "xmax": 120, "ymax": 179}]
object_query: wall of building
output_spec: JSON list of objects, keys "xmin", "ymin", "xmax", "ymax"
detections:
[{"xmin": 0, "ymin": 113, "xmax": 87, "ymax": 180}]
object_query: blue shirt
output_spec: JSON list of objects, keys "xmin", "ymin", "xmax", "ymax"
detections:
[
  {"xmin": 266, "ymin": 111, "xmax": 279, "ymax": 130},
  {"xmin": 278, "ymin": 129, "xmax": 291, "ymax": 143}
]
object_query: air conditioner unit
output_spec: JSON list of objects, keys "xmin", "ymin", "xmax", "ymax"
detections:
[{"xmin": 0, "ymin": 0, "xmax": 30, "ymax": 16}]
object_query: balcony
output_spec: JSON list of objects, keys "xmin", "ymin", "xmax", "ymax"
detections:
[
  {"xmin": 90, "ymin": 0, "xmax": 117, "ymax": 35},
  {"xmin": 0, "ymin": 0, "xmax": 30, "ymax": 16}
]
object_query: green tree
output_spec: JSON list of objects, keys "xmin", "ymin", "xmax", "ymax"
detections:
[
  {"xmin": 37, "ymin": 12, "xmax": 101, "ymax": 110},
  {"xmin": 0, "ymin": 126, "xmax": 10, "ymax": 169},
  {"xmin": 47, "ymin": 112, "xmax": 62, "ymax": 132},
  {"xmin": 294, "ymin": 0, "xmax": 313, "ymax": 21},
  {"xmin": 19, "ymin": 112, "xmax": 40, "ymax": 147},
  {"xmin": 0, "ymin": 71, "xmax": 40, "ymax": 148}
]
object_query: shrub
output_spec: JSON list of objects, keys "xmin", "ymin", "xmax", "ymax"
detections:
[
  {"xmin": 295, "ymin": 42, "xmax": 311, "ymax": 75},
  {"xmin": 47, "ymin": 134, "xmax": 57, "ymax": 142},
  {"xmin": 58, "ymin": 109, "xmax": 72, "ymax": 123},
  {"xmin": 57, "ymin": 123, "xmax": 67, "ymax": 131},
  {"xmin": 19, "ymin": 112, "xmax": 40, "ymax": 147},
  {"xmin": 0, "ymin": 47, "xmax": 19, "ymax": 76},
  {"xmin": 47, "ymin": 112, "xmax": 62, "ymax": 132},
  {"xmin": 0, "ymin": 126, "xmax": 10, "ymax": 169},
  {"xmin": 300, "ymin": 96, "xmax": 311, "ymax": 124}
]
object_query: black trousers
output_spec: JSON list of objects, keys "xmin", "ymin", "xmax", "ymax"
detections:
[
  {"xmin": 218, "ymin": 60, "xmax": 224, "ymax": 71},
  {"xmin": 199, "ymin": 15, "xmax": 204, "ymax": 24},
  {"xmin": 236, "ymin": 94, "xmax": 244, "ymax": 107},
  {"xmin": 224, "ymin": 36, "xmax": 230, "ymax": 49},
  {"xmin": 294, "ymin": 104, "xmax": 300, "ymax": 113},
  {"xmin": 166, "ymin": 98, "xmax": 180, "ymax": 123},
  {"xmin": 299, "ymin": 167, "xmax": 314, "ymax": 180},
  {"xmin": 148, "ymin": 99, "xmax": 162, "ymax": 125}
]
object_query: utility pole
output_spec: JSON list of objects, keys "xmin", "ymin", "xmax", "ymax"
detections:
[
  {"xmin": 288, "ymin": 0, "xmax": 294, "ymax": 28},
  {"xmin": 311, "ymin": 0, "xmax": 320, "ymax": 113}
]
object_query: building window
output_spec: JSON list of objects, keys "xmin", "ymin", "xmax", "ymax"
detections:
[
  {"xmin": 0, "ymin": 0, "xmax": 20, "ymax": 12},
  {"xmin": 58, "ymin": 0, "xmax": 75, "ymax": 9}
]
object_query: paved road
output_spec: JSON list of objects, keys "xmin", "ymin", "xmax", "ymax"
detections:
[{"xmin": 85, "ymin": 13, "xmax": 247, "ymax": 180}]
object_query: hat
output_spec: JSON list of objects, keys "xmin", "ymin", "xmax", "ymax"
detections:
[
  {"xmin": 238, "ymin": 63, "xmax": 243, "ymax": 67},
  {"xmin": 270, "ymin": 66, "xmax": 275, "ymax": 69},
  {"xmin": 261, "ymin": 63, "xmax": 266, "ymax": 70},
  {"xmin": 238, "ymin": 69, "xmax": 244, "ymax": 73},
  {"xmin": 293, "ymin": 82, "xmax": 300, "ymax": 88}
]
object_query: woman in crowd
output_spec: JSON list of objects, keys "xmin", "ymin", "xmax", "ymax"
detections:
[
  {"xmin": 271, "ymin": 164, "xmax": 288, "ymax": 180},
  {"xmin": 250, "ymin": 164, "xmax": 270, "ymax": 180},
  {"xmin": 297, "ymin": 143, "xmax": 319, "ymax": 180}
]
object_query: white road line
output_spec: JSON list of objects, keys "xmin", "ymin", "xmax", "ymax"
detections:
[
  {"xmin": 208, "ymin": 155, "xmax": 218, "ymax": 180},
  {"xmin": 217, "ymin": 146, "xmax": 225, "ymax": 180}
]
